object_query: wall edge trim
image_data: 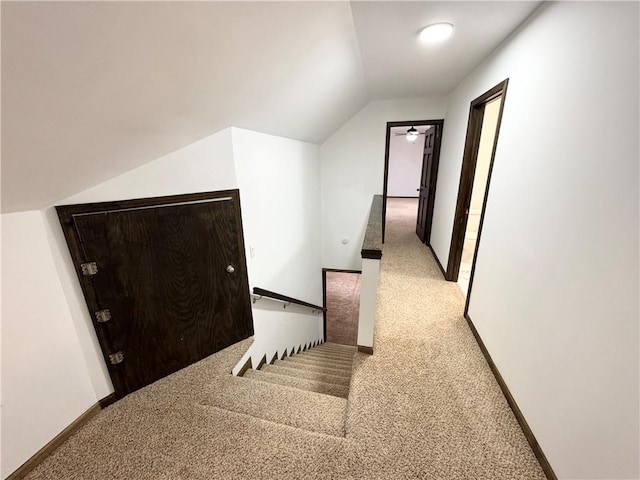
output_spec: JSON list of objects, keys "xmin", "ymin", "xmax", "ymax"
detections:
[
  {"xmin": 465, "ymin": 313, "xmax": 558, "ymax": 480},
  {"xmin": 357, "ymin": 345, "xmax": 373, "ymax": 355},
  {"xmin": 427, "ymin": 244, "xmax": 447, "ymax": 280},
  {"xmin": 6, "ymin": 394, "xmax": 114, "ymax": 480}
]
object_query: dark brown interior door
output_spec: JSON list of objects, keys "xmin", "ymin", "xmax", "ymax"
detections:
[
  {"xmin": 416, "ymin": 127, "xmax": 435, "ymax": 242},
  {"xmin": 57, "ymin": 190, "xmax": 253, "ymax": 398}
]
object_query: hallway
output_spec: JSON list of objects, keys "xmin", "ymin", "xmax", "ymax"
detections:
[{"xmin": 23, "ymin": 199, "xmax": 544, "ymax": 479}]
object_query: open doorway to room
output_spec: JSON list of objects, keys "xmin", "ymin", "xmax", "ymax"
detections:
[
  {"xmin": 381, "ymin": 120, "xmax": 444, "ymax": 248},
  {"xmin": 322, "ymin": 269, "xmax": 361, "ymax": 346},
  {"xmin": 458, "ymin": 97, "xmax": 502, "ymax": 296},
  {"xmin": 447, "ymin": 80, "xmax": 508, "ymax": 307}
]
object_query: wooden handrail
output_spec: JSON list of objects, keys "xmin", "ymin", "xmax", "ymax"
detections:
[
  {"xmin": 361, "ymin": 195, "xmax": 383, "ymax": 260},
  {"xmin": 252, "ymin": 287, "xmax": 326, "ymax": 312}
]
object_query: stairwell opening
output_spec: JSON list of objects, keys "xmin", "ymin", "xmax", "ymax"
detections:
[{"xmin": 322, "ymin": 268, "xmax": 362, "ymax": 346}]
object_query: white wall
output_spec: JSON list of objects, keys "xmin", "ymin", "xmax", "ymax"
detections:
[
  {"xmin": 1, "ymin": 129, "xmax": 238, "ymax": 478},
  {"xmin": 44, "ymin": 128, "xmax": 238, "ymax": 400},
  {"xmin": 231, "ymin": 128, "xmax": 324, "ymax": 368},
  {"xmin": 431, "ymin": 3, "xmax": 639, "ymax": 479},
  {"xmin": 59, "ymin": 128, "xmax": 237, "ymax": 205},
  {"xmin": 320, "ymin": 97, "xmax": 447, "ymax": 270},
  {"xmin": 3, "ymin": 125, "xmax": 327, "ymax": 476},
  {"xmin": 36, "ymin": 122, "xmax": 325, "ymax": 400},
  {"xmin": 1, "ymin": 211, "xmax": 97, "ymax": 478},
  {"xmin": 387, "ymin": 127, "xmax": 425, "ymax": 197},
  {"xmin": 356, "ymin": 258, "xmax": 380, "ymax": 349},
  {"xmin": 232, "ymin": 128, "xmax": 322, "ymax": 304}
]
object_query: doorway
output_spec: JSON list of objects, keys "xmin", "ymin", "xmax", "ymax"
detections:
[
  {"xmin": 382, "ymin": 120, "xmax": 444, "ymax": 245},
  {"xmin": 446, "ymin": 80, "xmax": 508, "ymax": 310},
  {"xmin": 322, "ymin": 269, "xmax": 361, "ymax": 346}
]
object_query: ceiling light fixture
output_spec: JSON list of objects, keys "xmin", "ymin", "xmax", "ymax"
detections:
[
  {"xmin": 419, "ymin": 22, "xmax": 454, "ymax": 44},
  {"xmin": 406, "ymin": 127, "xmax": 419, "ymax": 142}
]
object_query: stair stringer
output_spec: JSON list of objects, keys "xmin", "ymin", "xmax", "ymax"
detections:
[{"xmin": 232, "ymin": 304, "xmax": 324, "ymax": 376}]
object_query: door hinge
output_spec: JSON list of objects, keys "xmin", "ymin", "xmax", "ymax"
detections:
[
  {"xmin": 109, "ymin": 351, "xmax": 124, "ymax": 365},
  {"xmin": 95, "ymin": 309, "xmax": 112, "ymax": 323},
  {"xmin": 81, "ymin": 262, "xmax": 98, "ymax": 276}
]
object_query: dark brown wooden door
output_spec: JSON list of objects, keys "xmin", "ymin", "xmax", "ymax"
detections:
[
  {"xmin": 57, "ymin": 190, "xmax": 253, "ymax": 398},
  {"xmin": 416, "ymin": 127, "xmax": 436, "ymax": 242}
]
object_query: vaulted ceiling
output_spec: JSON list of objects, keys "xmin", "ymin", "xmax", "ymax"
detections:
[{"xmin": 1, "ymin": 1, "xmax": 539, "ymax": 213}]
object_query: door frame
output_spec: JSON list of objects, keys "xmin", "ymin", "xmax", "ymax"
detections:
[
  {"xmin": 56, "ymin": 189, "xmax": 252, "ymax": 398},
  {"xmin": 446, "ymin": 79, "xmax": 509, "ymax": 314},
  {"xmin": 321, "ymin": 268, "xmax": 362, "ymax": 342},
  {"xmin": 382, "ymin": 119, "xmax": 444, "ymax": 244}
]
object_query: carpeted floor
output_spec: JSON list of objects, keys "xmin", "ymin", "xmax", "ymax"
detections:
[
  {"xmin": 325, "ymin": 271, "xmax": 361, "ymax": 345},
  {"xmin": 24, "ymin": 197, "xmax": 545, "ymax": 480}
]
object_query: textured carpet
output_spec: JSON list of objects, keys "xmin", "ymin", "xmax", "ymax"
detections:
[
  {"xmin": 242, "ymin": 343, "xmax": 355, "ymax": 399},
  {"xmin": 325, "ymin": 271, "xmax": 361, "ymax": 345},
  {"xmin": 23, "ymin": 197, "xmax": 545, "ymax": 480}
]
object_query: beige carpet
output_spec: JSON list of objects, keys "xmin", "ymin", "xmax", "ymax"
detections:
[{"xmin": 24, "ymin": 197, "xmax": 545, "ymax": 480}]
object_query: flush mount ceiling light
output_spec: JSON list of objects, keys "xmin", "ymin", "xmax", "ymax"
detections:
[{"xmin": 419, "ymin": 22, "xmax": 454, "ymax": 44}]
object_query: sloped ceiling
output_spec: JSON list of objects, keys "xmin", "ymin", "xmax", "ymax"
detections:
[{"xmin": 1, "ymin": 1, "xmax": 539, "ymax": 213}]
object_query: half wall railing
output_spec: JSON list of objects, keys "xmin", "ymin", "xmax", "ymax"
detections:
[{"xmin": 357, "ymin": 195, "xmax": 383, "ymax": 354}]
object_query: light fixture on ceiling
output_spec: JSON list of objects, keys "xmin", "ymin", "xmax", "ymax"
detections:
[
  {"xmin": 405, "ymin": 127, "xmax": 419, "ymax": 142},
  {"xmin": 419, "ymin": 22, "xmax": 454, "ymax": 44}
]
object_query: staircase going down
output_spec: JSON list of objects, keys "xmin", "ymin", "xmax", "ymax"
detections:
[
  {"xmin": 246, "ymin": 342, "xmax": 355, "ymax": 398},
  {"xmin": 200, "ymin": 342, "xmax": 356, "ymax": 437}
]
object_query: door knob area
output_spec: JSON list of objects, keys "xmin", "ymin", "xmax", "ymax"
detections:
[{"xmin": 226, "ymin": 265, "xmax": 235, "ymax": 274}]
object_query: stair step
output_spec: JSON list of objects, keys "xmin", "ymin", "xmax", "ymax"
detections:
[
  {"xmin": 274, "ymin": 359, "xmax": 351, "ymax": 378},
  {"xmin": 302, "ymin": 354, "xmax": 354, "ymax": 364},
  {"xmin": 261, "ymin": 364, "xmax": 351, "ymax": 386},
  {"xmin": 300, "ymin": 349, "xmax": 354, "ymax": 360},
  {"xmin": 287, "ymin": 355, "xmax": 353, "ymax": 369},
  {"xmin": 316, "ymin": 342, "xmax": 356, "ymax": 352},
  {"xmin": 300, "ymin": 352, "xmax": 354, "ymax": 364},
  {"xmin": 306, "ymin": 345, "xmax": 357, "ymax": 355},
  {"xmin": 200, "ymin": 375, "xmax": 346, "ymax": 436},
  {"xmin": 244, "ymin": 369, "xmax": 349, "ymax": 398},
  {"xmin": 315, "ymin": 345, "xmax": 357, "ymax": 355},
  {"xmin": 283, "ymin": 358, "xmax": 352, "ymax": 376}
]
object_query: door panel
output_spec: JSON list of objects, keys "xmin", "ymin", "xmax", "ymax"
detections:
[
  {"xmin": 58, "ymin": 191, "xmax": 253, "ymax": 398},
  {"xmin": 416, "ymin": 127, "xmax": 435, "ymax": 242}
]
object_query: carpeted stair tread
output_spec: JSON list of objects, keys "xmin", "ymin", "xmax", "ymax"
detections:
[
  {"xmin": 318, "ymin": 343, "xmax": 356, "ymax": 352},
  {"xmin": 261, "ymin": 364, "xmax": 351, "ymax": 386},
  {"xmin": 244, "ymin": 369, "xmax": 349, "ymax": 398},
  {"xmin": 294, "ymin": 351, "xmax": 354, "ymax": 363},
  {"xmin": 200, "ymin": 375, "xmax": 346, "ymax": 436},
  {"xmin": 302, "ymin": 348, "xmax": 355, "ymax": 358},
  {"xmin": 322, "ymin": 341, "xmax": 355, "ymax": 347},
  {"xmin": 300, "ymin": 352, "xmax": 353, "ymax": 364},
  {"xmin": 282, "ymin": 357, "xmax": 352, "ymax": 373},
  {"xmin": 274, "ymin": 359, "xmax": 351, "ymax": 377},
  {"xmin": 285, "ymin": 355, "xmax": 353, "ymax": 370},
  {"xmin": 300, "ymin": 355, "xmax": 354, "ymax": 365},
  {"xmin": 313, "ymin": 347, "xmax": 357, "ymax": 357},
  {"xmin": 311, "ymin": 344, "xmax": 356, "ymax": 353},
  {"xmin": 296, "ymin": 358, "xmax": 353, "ymax": 369}
]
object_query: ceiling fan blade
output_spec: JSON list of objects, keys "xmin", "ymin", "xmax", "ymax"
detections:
[{"xmin": 394, "ymin": 127, "xmax": 430, "ymax": 137}]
